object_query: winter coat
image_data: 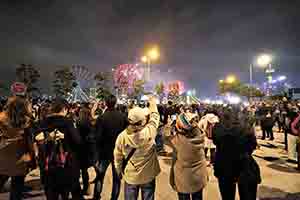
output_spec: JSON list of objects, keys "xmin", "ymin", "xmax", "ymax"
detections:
[
  {"xmin": 95, "ymin": 108, "xmax": 128, "ymax": 161},
  {"xmin": 261, "ymin": 115, "xmax": 274, "ymax": 129},
  {"xmin": 114, "ymin": 111, "xmax": 160, "ymax": 185},
  {"xmin": 169, "ymin": 127, "xmax": 208, "ymax": 193},
  {"xmin": 33, "ymin": 115, "xmax": 82, "ymax": 190},
  {"xmin": 77, "ymin": 121, "xmax": 96, "ymax": 168},
  {"xmin": 0, "ymin": 112, "xmax": 32, "ymax": 176},
  {"xmin": 213, "ymin": 120, "xmax": 260, "ymax": 183}
]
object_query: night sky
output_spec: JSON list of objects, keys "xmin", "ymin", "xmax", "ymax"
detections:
[{"xmin": 0, "ymin": 0, "xmax": 300, "ymax": 97}]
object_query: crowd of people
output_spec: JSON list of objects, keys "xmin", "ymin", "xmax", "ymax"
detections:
[{"xmin": 0, "ymin": 90, "xmax": 299, "ymax": 200}]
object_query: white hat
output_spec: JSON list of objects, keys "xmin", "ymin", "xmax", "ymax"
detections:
[
  {"xmin": 128, "ymin": 107, "xmax": 150, "ymax": 124},
  {"xmin": 205, "ymin": 113, "xmax": 220, "ymax": 124}
]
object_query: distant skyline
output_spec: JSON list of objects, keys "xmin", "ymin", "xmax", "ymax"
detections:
[{"xmin": 0, "ymin": 0, "xmax": 300, "ymax": 97}]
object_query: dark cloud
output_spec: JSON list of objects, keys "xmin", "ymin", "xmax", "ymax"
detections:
[{"xmin": 0, "ymin": 0, "xmax": 300, "ymax": 96}]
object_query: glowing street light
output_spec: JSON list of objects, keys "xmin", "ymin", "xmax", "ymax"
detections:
[
  {"xmin": 219, "ymin": 79, "xmax": 224, "ymax": 83},
  {"xmin": 141, "ymin": 56, "xmax": 148, "ymax": 63},
  {"xmin": 278, "ymin": 75, "xmax": 287, "ymax": 81},
  {"xmin": 148, "ymin": 48, "xmax": 160, "ymax": 60},
  {"xmin": 257, "ymin": 54, "xmax": 272, "ymax": 67},
  {"xmin": 249, "ymin": 54, "xmax": 273, "ymax": 99},
  {"xmin": 226, "ymin": 75, "xmax": 237, "ymax": 84},
  {"xmin": 141, "ymin": 47, "xmax": 160, "ymax": 82}
]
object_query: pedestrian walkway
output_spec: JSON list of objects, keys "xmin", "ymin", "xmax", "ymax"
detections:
[{"xmin": 0, "ymin": 129, "xmax": 300, "ymax": 200}]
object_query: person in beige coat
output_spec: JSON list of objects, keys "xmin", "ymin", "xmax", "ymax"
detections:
[
  {"xmin": 166, "ymin": 113, "xmax": 208, "ymax": 200},
  {"xmin": 114, "ymin": 96, "xmax": 160, "ymax": 200},
  {"xmin": 0, "ymin": 96, "xmax": 34, "ymax": 200}
]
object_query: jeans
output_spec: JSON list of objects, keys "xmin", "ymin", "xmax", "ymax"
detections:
[
  {"xmin": 218, "ymin": 179, "xmax": 257, "ymax": 200},
  {"xmin": 10, "ymin": 176, "xmax": 25, "ymax": 200},
  {"xmin": 124, "ymin": 179, "xmax": 156, "ymax": 200},
  {"xmin": 93, "ymin": 160, "xmax": 120, "ymax": 200},
  {"xmin": 178, "ymin": 190, "xmax": 203, "ymax": 200}
]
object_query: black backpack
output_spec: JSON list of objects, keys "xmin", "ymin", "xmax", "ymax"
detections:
[{"xmin": 36, "ymin": 129, "xmax": 72, "ymax": 173}]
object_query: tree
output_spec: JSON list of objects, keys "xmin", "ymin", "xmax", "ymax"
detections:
[
  {"xmin": 0, "ymin": 82, "xmax": 9, "ymax": 96},
  {"xmin": 218, "ymin": 79, "xmax": 265, "ymax": 99},
  {"xmin": 94, "ymin": 71, "xmax": 113, "ymax": 99},
  {"xmin": 131, "ymin": 79, "xmax": 145, "ymax": 99},
  {"xmin": 15, "ymin": 64, "xmax": 40, "ymax": 96},
  {"xmin": 154, "ymin": 81, "xmax": 165, "ymax": 99},
  {"xmin": 52, "ymin": 67, "xmax": 75, "ymax": 97}
]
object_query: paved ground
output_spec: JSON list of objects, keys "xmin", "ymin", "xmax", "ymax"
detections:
[{"xmin": 1, "ymin": 127, "xmax": 300, "ymax": 200}]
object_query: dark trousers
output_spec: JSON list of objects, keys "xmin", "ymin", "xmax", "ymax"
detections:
[
  {"xmin": 93, "ymin": 160, "xmax": 120, "ymax": 200},
  {"xmin": 205, "ymin": 148, "xmax": 216, "ymax": 164},
  {"xmin": 45, "ymin": 182, "xmax": 81, "ymax": 200},
  {"xmin": 265, "ymin": 127, "xmax": 274, "ymax": 140},
  {"xmin": 81, "ymin": 167, "xmax": 89, "ymax": 192},
  {"xmin": 124, "ymin": 179, "xmax": 155, "ymax": 200},
  {"xmin": 284, "ymin": 131, "xmax": 288, "ymax": 151},
  {"xmin": 155, "ymin": 127, "xmax": 164, "ymax": 152},
  {"xmin": 178, "ymin": 190, "xmax": 203, "ymax": 200},
  {"xmin": 262, "ymin": 127, "xmax": 274, "ymax": 140},
  {"xmin": 0, "ymin": 175, "xmax": 9, "ymax": 191},
  {"xmin": 10, "ymin": 176, "xmax": 25, "ymax": 200},
  {"xmin": 218, "ymin": 179, "xmax": 257, "ymax": 200}
]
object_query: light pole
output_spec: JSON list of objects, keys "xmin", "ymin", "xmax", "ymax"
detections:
[
  {"xmin": 141, "ymin": 47, "xmax": 160, "ymax": 82},
  {"xmin": 249, "ymin": 54, "xmax": 272, "ymax": 99}
]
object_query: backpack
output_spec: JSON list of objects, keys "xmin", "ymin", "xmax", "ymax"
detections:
[{"xmin": 36, "ymin": 129, "xmax": 72, "ymax": 173}]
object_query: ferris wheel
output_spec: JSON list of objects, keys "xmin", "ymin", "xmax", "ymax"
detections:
[
  {"xmin": 71, "ymin": 65, "xmax": 96, "ymax": 89},
  {"xmin": 67, "ymin": 65, "xmax": 96, "ymax": 103}
]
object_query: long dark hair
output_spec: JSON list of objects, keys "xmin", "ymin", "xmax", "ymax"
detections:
[
  {"xmin": 79, "ymin": 106, "xmax": 92, "ymax": 125},
  {"xmin": 6, "ymin": 96, "xmax": 31, "ymax": 128}
]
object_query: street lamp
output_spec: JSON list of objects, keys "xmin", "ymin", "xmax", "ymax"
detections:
[
  {"xmin": 278, "ymin": 75, "xmax": 287, "ymax": 81},
  {"xmin": 225, "ymin": 75, "xmax": 237, "ymax": 84},
  {"xmin": 148, "ymin": 48, "xmax": 159, "ymax": 60},
  {"xmin": 141, "ymin": 47, "xmax": 160, "ymax": 81},
  {"xmin": 257, "ymin": 54, "xmax": 272, "ymax": 67},
  {"xmin": 141, "ymin": 56, "xmax": 148, "ymax": 63},
  {"xmin": 249, "ymin": 54, "xmax": 273, "ymax": 99}
]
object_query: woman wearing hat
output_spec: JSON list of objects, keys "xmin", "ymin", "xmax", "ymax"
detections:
[{"xmin": 166, "ymin": 113, "xmax": 208, "ymax": 200}]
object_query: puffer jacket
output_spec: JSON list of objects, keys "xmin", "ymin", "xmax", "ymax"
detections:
[
  {"xmin": 114, "ymin": 109, "xmax": 160, "ymax": 185},
  {"xmin": 170, "ymin": 127, "xmax": 208, "ymax": 193}
]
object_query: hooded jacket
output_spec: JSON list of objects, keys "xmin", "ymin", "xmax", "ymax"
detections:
[
  {"xmin": 213, "ymin": 118, "xmax": 258, "ymax": 182},
  {"xmin": 114, "ymin": 108, "xmax": 160, "ymax": 185},
  {"xmin": 169, "ymin": 126, "xmax": 208, "ymax": 193}
]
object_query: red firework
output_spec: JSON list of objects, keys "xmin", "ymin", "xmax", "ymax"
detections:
[
  {"xmin": 167, "ymin": 80, "xmax": 185, "ymax": 95},
  {"xmin": 114, "ymin": 64, "xmax": 144, "ymax": 90}
]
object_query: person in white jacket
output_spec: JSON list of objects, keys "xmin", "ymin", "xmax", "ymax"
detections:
[
  {"xmin": 198, "ymin": 113, "xmax": 220, "ymax": 166},
  {"xmin": 114, "ymin": 96, "xmax": 160, "ymax": 200}
]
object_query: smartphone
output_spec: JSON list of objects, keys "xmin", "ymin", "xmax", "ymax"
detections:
[{"xmin": 171, "ymin": 115, "xmax": 177, "ymax": 121}]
